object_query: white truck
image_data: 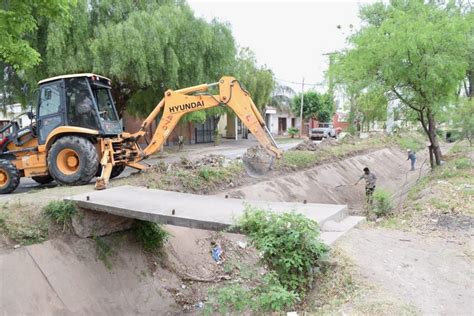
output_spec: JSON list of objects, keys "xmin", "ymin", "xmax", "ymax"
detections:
[{"xmin": 309, "ymin": 122, "xmax": 337, "ymax": 140}]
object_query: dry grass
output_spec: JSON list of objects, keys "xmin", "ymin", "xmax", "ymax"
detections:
[{"xmin": 378, "ymin": 140, "xmax": 473, "ymax": 233}]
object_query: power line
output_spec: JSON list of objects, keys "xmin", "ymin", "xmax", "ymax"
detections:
[{"xmin": 275, "ymin": 77, "xmax": 324, "ymax": 86}]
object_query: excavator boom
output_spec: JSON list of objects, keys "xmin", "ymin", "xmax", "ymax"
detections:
[{"xmin": 95, "ymin": 76, "xmax": 282, "ymax": 189}]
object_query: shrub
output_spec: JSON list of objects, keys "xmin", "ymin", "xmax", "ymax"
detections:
[
  {"xmin": 287, "ymin": 127, "xmax": 299, "ymax": 138},
  {"xmin": 133, "ymin": 220, "xmax": 169, "ymax": 252},
  {"xmin": 255, "ymin": 273, "xmax": 298, "ymax": 312},
  {"xmin": 198, "ymin": 166, "xmax": 221, "ymax": 181},
  {"xmin": 237, "ymin": 206, "xmax": 329, "ymax": 294},
  {"xmin": 372, "ymin": 189, "xmax": 393, "ymax": 217},
  {"xmin": 205, "ymin": 273, "xmax": 297, "ymax": 314},
  {"xmin": 43, "ymin": 200, "xmax": 76, "ymax": 231},
  {"xmin": 206, "ymin": 285, "xmax": 251, "ymax": 315}
]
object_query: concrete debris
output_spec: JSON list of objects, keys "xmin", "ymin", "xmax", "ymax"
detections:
[
  {"xmin": 174, "ymin": 155, "xmax": 229, "ymax": 169},
  {"xmin": 293, "ymin": 139, "xmax": 318, "ymax": 151},
  {"xmin": 237, "ymin": 241, "xmax": 247, "ymax": 249},
  {"xmin": 71, "ymin": 208, "xmax": 134, "ymax": 238}
]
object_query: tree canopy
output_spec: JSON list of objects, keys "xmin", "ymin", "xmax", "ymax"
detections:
[
  {"xmin": 329, "ymin": 0, "xmax": 471, "ymax": 166},
  {"xmin": 291, "ymin": 91, "xmax": 334, "ymax": 122},
  {"xmin": 1, "ymin": 0, "xmax": 274, "ymax": 124},
  {"xmin": 356, "ymin": 86, "xmax": 387, "ymax": 130},
  {"xmin": 0, "ymin": 0, "xmax": 75, "ymax": 70},
  {"xmin": 231, "ymin": 48, "xmax": 275, "ymax": 111}
]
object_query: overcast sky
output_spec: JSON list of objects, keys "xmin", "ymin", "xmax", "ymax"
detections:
[{"xmin": 188, "ymin": 0, "xmax": 374, "ymax": 92}]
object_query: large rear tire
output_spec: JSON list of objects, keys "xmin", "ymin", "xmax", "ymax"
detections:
[
  {"xmin": 32, "ymin": 174, "xmax": 54, "ymax": 185},
  {"xmin": 48, "ymin": 136, "xmax": 99, "ymax": 186},
  {"xmin": 0, "ymin": 159, "xmax": 20, "ymax": 194}
]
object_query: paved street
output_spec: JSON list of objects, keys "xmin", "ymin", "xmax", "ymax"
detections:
[{"xmin": 12, "ymin": 136, "xmax": 302, "ymax": 194}]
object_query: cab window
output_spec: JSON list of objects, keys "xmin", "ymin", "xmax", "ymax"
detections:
[
  {"xmin": 39, "ymin": 84, "xmax": 61, "ymax": 116},
  {"xmin": 93, "ymin": 88, "xmax": 118, "ymax": 122},
  {"xmin": 65, "ymin": 78, "xmax": 100, "ymax": 130}
]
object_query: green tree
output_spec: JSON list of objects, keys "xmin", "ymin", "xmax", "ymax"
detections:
[
  {"xmin": 453, "ymin": 98, "xmax": 474, "ymax": 145},
  {"xmin": 232, "ymin": 48, "xmax": 275, "ymax": 111},
  {"xmin": 2, "ymin": 0, "xmax": 273, "ymax": 127},
  {"xmin": 330, "ymin": 1, "xmax": 471, "ymax": 167},
  {"xmin": 0, "ymin": 0, "xmax": 75, "ymax": 70},
  {"xmin": 291, "ymin": 91, "xmax": 333, "ymax": 122},
  {"xmin": 356, "ymin": 87, "xmax": 387, "ymax": 131},
  {"xmin": 270, "ymin": 83, "xmax": 295, "ymax": 112}
]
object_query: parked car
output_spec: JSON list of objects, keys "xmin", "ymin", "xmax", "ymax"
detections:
[{"xmin": 309, "ymin": 123, "xmax": 337, "ymax": 140}]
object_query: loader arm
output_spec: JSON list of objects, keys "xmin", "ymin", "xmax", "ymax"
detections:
[
  {"xmin": 138, "ymin": 76, "xmax": 281, "ymax": 158},
  {"xmin": 95, "ymin": 76, "xmax": 281, "ymax": 189}
]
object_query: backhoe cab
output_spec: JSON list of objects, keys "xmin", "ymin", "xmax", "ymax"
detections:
[{"xmin": 0, "ymin": 74, "xmax": 281, "ymax": 194}]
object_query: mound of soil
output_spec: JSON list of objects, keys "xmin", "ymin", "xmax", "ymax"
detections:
[
  {"xmin": 174, "ymin": 154, "xmax": 229, "ymax": 169},
  {"xmin": 293, "ymin": 139, "xmax": 319, "ymax": 151},
  {"xmin": 319, "ymin": 137, "xmax": 338, "ymax": 147}
]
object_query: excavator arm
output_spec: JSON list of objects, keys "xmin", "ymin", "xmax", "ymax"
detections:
[{"xmin": 95, "ymin": 76, "xmax": 282, "ymax": 189}]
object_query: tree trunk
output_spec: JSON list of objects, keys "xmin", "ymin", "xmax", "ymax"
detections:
[
  {"xmin": 418, "ymin": 108, "xmax": 442, "ymax": 168},
  {"xmin": 427, "ymin": 109, "xmax": 442, "ymax": 166},
  {"xmin": 428, "ymin": 145, "xmax": 435, "ymax": 169}
]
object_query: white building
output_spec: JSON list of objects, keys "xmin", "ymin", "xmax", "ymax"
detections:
[
  {"xmin": 264, "ymin": 106, "xmax": 301, "ymax": 135},
  {"xmin": 0, "ymin": 103, "xmax": 32, "ymax": 128}
]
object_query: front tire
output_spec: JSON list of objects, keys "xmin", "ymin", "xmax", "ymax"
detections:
[
  {"xmin": 0, "ymin": 159, "xmax": 20, "ymax": 194},
  {"xmin": 48, "ymin": 136, "xmax": 99, "ymax": 186}
]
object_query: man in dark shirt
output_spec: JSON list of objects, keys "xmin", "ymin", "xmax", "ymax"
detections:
[
  {"xmin": 355, "ymin": 167, "xmax": 377, "ymax": 205},
  {"xmin": 407, "ymin": 149, "xmax": 416, "ymax": 171}
]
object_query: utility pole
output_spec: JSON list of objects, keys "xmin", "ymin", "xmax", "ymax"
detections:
[{"xmin": 299, "ymin": 78, "xmax": 305, "ymax": 138}]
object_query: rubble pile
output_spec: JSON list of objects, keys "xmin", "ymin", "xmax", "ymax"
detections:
[
  {"xmin": 293, "ymin": 139, "xmax": 319, "ymax": 151},
  {"xmin": 174, "ymin": 155, "xmax": 229, "ymax": 169},
  {"xmin": 319, "ymin": 137, "xmax": 338, "ymax": 147}
]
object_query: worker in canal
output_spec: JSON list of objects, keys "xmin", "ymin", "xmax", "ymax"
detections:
[
  {"xmin": 407, "ymin": 149, "xmax": 416, "ymax": 171},
  {"xmin": 355, "ymin": 167, "xmax": 377, "ymax": 205}
]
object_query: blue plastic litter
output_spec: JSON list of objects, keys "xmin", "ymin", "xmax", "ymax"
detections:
[{"xmin": 211, "ymin": 245, "xmax": 222, "ymax": 262}]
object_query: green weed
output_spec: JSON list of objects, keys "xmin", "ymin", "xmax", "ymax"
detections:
[
  {"xmin": 454, "ymin": 157, "xmax": 471, "ymax": 170},
  {"xmin": 205, "ymin": 273, "xmax": 297, "ymax": 314},
  {"xmin": 379, "ymin": 216, "xmax": 407, "ymax": 230},
  {"xmin": 133, "ymin": 220, "xmax": 169, "ymax": 252},
  {"xmin": 0, "ymin": 206, "xmax": 48, "ymax": 245},
  {"xmin": 205, "ymin": 285, "xmax": 251, "ymax": 314},
  {"xmin": 372, "ymin": 188, "xmax": 393, "ymax": 217},
  {"xmin": 281, "ymin": 151, "xmax": 318, "ymax": 168},
  {"xmin": 43, "ymin": 200, "xmax": 76, "ymax": 231},
  {"xmin": 395, "ymin": 134, "xmax": 425, "ymax": 152},
  {"xmin": 94, "ymin": 236, "xmax": 114, "ymax": 270},
  {"xmin": 198, "ymin": 166, "xmax": 224, "ymax": 181},
  {"xmin": 237, "ymin": 206, "xmax": 329, "ymax": 294}
]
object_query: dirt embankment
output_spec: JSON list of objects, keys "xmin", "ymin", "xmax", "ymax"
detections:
[
  {"xmin": 222, "ymin": 146, "xmax": 431, "ymax": 211},
  {"xmin": 4, "ymin": 140, "xmax": 467, "ymax": 315},
  {"xmin": 1, "ymin": 225, "xmax": 258, "ymax": 314}
]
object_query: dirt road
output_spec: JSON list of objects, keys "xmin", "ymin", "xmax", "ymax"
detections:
[{"xmin": 337, "ymin": 227, "xmax": 473, "ymax": 315}]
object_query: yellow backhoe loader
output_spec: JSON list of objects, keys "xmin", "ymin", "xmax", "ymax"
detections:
[{"xmin": 0, "ymin": 74, "xmax": 281, "ymax": 194}]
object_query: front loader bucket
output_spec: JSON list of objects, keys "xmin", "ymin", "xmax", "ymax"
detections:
[{"xmin": 242, "ymin": 146, "xmax": 275, "ymax": 177}]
